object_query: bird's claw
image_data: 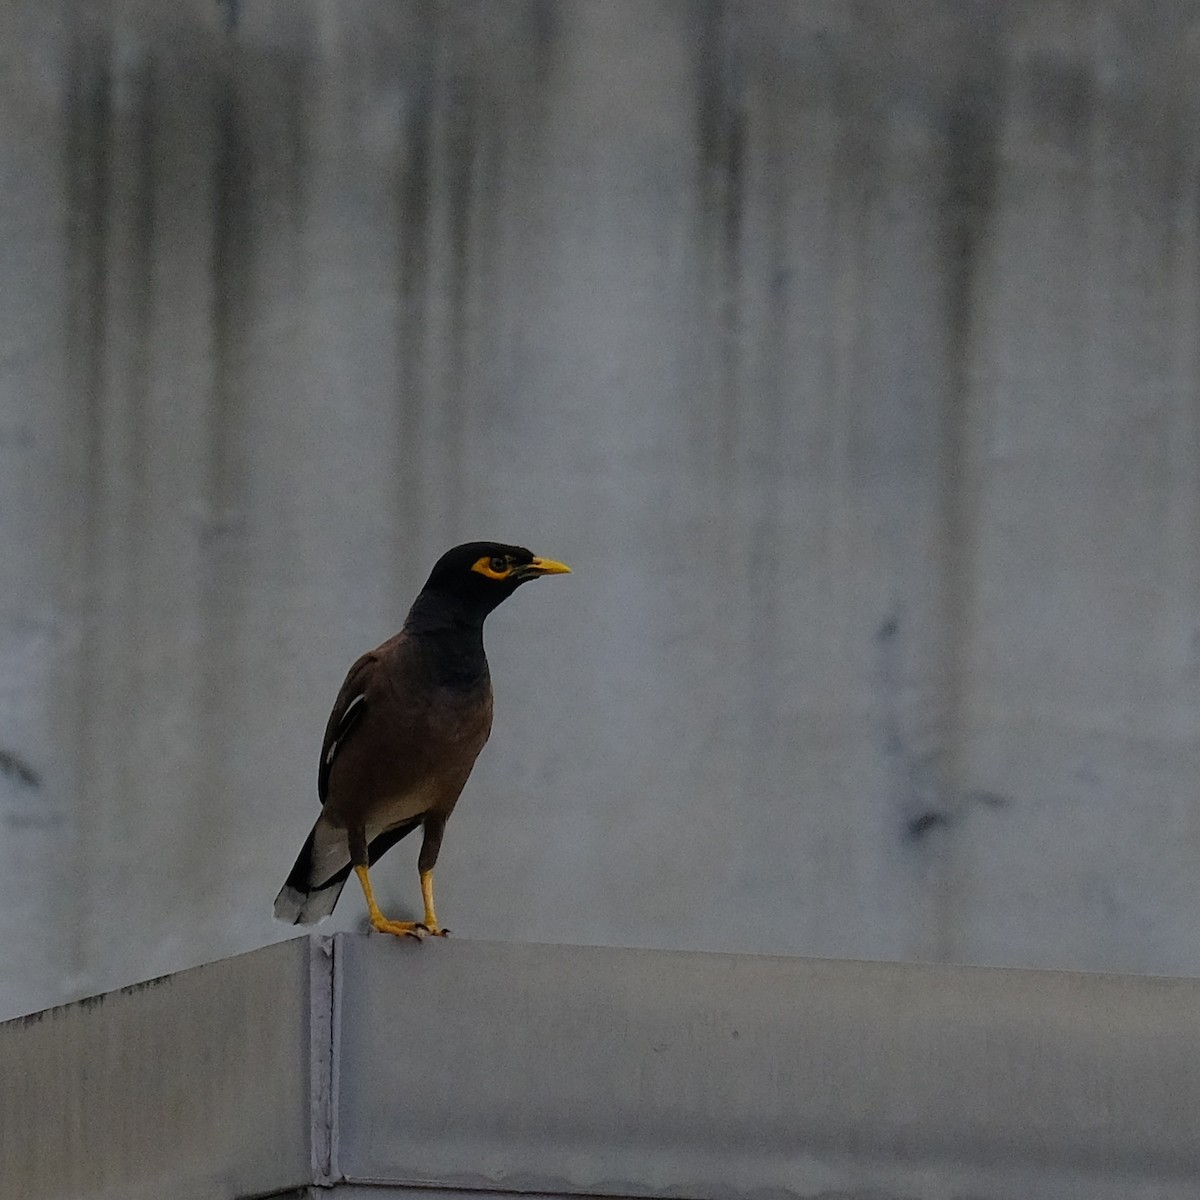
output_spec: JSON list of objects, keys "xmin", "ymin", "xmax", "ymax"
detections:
[
  {"xmin": 371, "ymin": 917, "xmax": 428, "ymax": 940},
  {"xmin": 368, "ymin": 917, "xmax": 450, "ymax": 940}
]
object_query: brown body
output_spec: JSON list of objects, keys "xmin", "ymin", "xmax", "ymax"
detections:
[{"xmin": 318, "ymin": 635, "xmax": 494, "ymax": 873}]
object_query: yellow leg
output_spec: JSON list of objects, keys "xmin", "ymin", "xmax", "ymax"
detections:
[
  {"xmin": 354, "ymin": 864, "xmax": 425, "ymax": 939},
  {"xmin": 420, "ymin": 869, "xmax": 449, "ymax": 936}
]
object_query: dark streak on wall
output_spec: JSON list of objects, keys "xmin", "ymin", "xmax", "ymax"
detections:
[
  {"xmin": 396, "ymin": 7, "xmax": 435, "ymax": 552},
  {"xmin": 0, "ymin": 750, "xmax": 40, "ymax": 788},
  {"xmin": 126, "ymin": 55, "xmax": 157, "ymax": 675},
  {"xmin": 930, "ymin": 23, "xmax": 1002, "ymax": 919},
  {"xmin": 63, "ymin": 21, "xmax": 113, "ymax": 984},
  {"xmin": 695, "ymin": 0, "xmax": 746, "ymax": 465},
  {"xmin": 208, "ymin": 54, "xmax": 251, "ymax": 538},
  {"xmin": 199, "ymin": 36, "xmax": 255, "ymax": 888},
  {"xmin": 441, "ymin": 64, "xmax": 477, "ymax": 535}
]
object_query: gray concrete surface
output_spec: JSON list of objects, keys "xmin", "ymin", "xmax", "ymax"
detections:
[
  {"xmin": 8, "ymin": 935, "xmax": 1200, "ymax": 1199},
  {"xmin": 0, "ymin": 937, "xmax": 316, "ymax": 1200},
  {"xmin": 3, "ymin": 0, "xmax": 1200, "ymax": 1019}
]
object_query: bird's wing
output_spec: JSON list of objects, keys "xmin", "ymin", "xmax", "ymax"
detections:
[{"xmin": 318, "ymin": 651, "xmax": 378, "ymax": 805}]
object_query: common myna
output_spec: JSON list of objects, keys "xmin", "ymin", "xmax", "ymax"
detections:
[{"xmin": 273, "ymin": 541, "xmax": 570, "ymax": 939}]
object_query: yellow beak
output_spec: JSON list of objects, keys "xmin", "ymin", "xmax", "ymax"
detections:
[{"xmin": 527, "ymin": 556, "xmax": 572, "ymax": 576}]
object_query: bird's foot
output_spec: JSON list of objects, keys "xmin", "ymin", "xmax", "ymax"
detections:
[
  {"xmin": 370, "ymin": 916, "xmax": 428, "ymax": 940},
  {"xmin": 418, "ymin": 923, "xmax": 450, "ymax": 938}
]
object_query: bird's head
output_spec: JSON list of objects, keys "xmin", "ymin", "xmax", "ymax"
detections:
[{"xmin": 416, "ymin": 541, "xmax": 572, "ymax": 623}]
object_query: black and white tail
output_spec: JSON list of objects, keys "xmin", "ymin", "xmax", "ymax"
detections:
[
  {"xmin": 273, "ymin": 814, "xmax": 422, "ymax": 924},
  {"xmin": 273, "ymin": 820, "xmax": 352, "ymax": 925}
]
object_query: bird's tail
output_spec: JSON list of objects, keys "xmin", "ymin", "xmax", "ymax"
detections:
[{"xmin": 273, "ymin": 822, "xmax": 353, "ymax": 925}]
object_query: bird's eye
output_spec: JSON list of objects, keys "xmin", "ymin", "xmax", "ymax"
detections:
[{"xmin": 471, "ymin": 554, "xmax": 513, "ymax": 580}]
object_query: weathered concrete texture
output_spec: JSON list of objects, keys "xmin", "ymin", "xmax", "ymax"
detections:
[
  {"xmin": 0, "ymin": 938, "xmax": 317, "ymax": 1200},
  {"xmin": 8, "ymin": 935, "xmax": 1200, "ymax": 1199},
  {"xmin": 3, "ymin": 1, "xmax": 1200, "ymax": 1018}
]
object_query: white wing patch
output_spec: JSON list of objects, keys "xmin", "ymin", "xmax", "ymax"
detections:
[{"xmin": 326, "ymin": 693, "xmax": 366, "ymax": 766}]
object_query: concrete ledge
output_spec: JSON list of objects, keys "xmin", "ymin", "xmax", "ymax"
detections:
[
  {"xmin": 1, "ymin": 937, "xmax": 318, "ymax": 1200},
  {"xmin": 4, "ymin": 936, "xmax": 1200, "ymax": 1198}
]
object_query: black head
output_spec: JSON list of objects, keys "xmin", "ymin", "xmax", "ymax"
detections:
[{"xmin": 412, "ymin": 541, "xmax": 571, "ymax": 626}]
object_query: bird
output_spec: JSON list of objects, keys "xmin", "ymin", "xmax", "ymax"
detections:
[{"xmin": 273, "ymin": 541, "xmax": 571, "ymax": 939}]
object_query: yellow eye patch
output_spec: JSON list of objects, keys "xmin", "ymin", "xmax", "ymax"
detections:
[{"xmin": 471, "ymin": 555, "xmax": 512, "ymax": 580}]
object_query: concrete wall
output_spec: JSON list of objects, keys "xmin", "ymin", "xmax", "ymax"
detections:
[
  {"xmin": 2, "ymin": 0, "xmax": 1200, "ymax": 1018},
  {"xmin": 9, "ymin": 935, "xmax": 1200, "ymax": 1199}
]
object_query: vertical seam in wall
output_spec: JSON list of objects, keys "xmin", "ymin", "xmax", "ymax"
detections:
[
  {"xmin": 308, "ymin": 934, "xmax": 339, "ymax": 1185},
  {"xmin": 329, "ymin": 934, "xmax": 342, "ymax": 1183}
]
